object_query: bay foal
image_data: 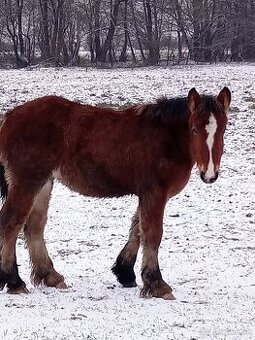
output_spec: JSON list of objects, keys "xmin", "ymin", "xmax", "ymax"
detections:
[{"xmin": 0, "ymin": 87, "xmax": 231, "ymax": 299}]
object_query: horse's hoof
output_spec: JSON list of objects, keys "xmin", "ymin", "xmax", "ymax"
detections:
[
  {"xmin": 140, "ymin": 282, "xmax": 175, "ymax": 300},
  {"xmin": 55, "ymin": 281, "xmax": 68, "ymax": 289},
  {"xmin": 162, "ymin": 292, "xmax": 176, "ymax": 300},
  {"xmin": 0, "ymin": 282, "xmax": 6, "ymax": 290},
  {"xmin": 7, "ymin": 286, "xmax": 29, "ymax": 294},
  {"xmin": 122, "ymin": 280, "xmax": 137, "ymax": 288},
  {"xmin": 0, "ymin": 270, "xmax": 7, "ymax": 290},
  {"xmin": 140, "ymin": 287, "xmax": 153, "ymax": 298}
]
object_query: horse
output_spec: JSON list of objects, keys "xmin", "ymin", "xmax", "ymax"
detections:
[{"xmin": 0, "ymin": 87, "xmax": 231, "ymax": 299}]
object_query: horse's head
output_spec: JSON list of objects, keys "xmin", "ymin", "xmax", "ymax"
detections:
[{"xmin": 188, "ymin": 87, "xmax": 231, "ymax": 184}]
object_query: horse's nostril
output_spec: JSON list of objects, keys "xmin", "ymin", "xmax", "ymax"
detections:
[
  {"xmin": 214, "ymin": 171, "xmax": 219, "ymax": 181},
  {"xmin": 210, "ymin": 171, "xmax": 219, "ymax": 183},
  {"xmin": 200, "ymin": 171, "xmax": 219, "ymax": 184},
  {"xmin": 200, "ymin": 171, "xmax": 205, "ymax": 181}
]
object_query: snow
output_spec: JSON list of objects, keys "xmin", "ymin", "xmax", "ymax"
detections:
[{"xmin": 0, "ymin": 64, "xmax": 255, "ymax": 340}]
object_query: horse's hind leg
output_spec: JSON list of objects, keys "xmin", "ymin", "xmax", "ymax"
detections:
[
  {"xmin": 24, "ymin": 180, "xmax": 67, "ymax": 289},
  {"xmin": 0, "ymin": 184, "xmax": 36, "ymax": 293},
  {"xmin": 112, "ymin": 209, "xmax": 140, "ymax": 287}
]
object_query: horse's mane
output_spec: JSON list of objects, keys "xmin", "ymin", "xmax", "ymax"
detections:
[
  {"xmin": 137, "ymin": 95, "xmax": 221, "ymax": 126},
  {"xmin": 198, "ymin": 95, "xmax": 222, "ymax": 113},
  {"xmin": 137, "ymin": 97, "xmax": 189, "ymax": 126}
]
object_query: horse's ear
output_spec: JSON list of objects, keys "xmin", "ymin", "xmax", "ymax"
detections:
[
  {"xmin": 188, "ymin": 88, "xmax": 201, "ymax": 115},
  {"xmin": 217, "ymin": 87, "xmax": 231, "ymax": 112}
]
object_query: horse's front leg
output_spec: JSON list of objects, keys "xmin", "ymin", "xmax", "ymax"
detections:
[{"xmin": 139, "ymin": 193, "xmax": 175, "ymax": 300}]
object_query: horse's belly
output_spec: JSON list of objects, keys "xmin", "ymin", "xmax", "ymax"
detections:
[{"xmin": 52, "ymin": 167, "xmax": 132, "ymax": 198}]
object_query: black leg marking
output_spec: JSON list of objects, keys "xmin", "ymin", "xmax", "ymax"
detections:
[
  {"xmin": 0, "ymin": 268, "xmax": 8, "ymax": 290},
  {"xmin": 140, "ymin": 265, "xmax": 162, "ymax": 297},
  {"xmin": 141, "ymin": 265, "xmax": 162, "ymax": 288},
  {"xmin": 112, "ymin": 253, "xmax": 137, "ymax": 288},
  {"xmin": 0, "ymin": 263, "xmax": 26, "ymax": 292},
  {"xmin": 140, "ymin": 265, "xmax": 175, "ymax": 299}
]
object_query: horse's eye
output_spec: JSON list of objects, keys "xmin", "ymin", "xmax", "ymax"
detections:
[{"xmin": 192, "ymin": 127, "xmax": 198, "ymax": 135}]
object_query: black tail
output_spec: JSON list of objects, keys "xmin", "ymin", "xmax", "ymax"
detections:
[{"xmin": 0, "ymin": 163, "xmax": 8, "ymax": 200}]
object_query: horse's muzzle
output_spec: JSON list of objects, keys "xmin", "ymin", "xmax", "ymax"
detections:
[{"xmin": 200, "ymin": 171, "xmax": 219, "ymax": 184}]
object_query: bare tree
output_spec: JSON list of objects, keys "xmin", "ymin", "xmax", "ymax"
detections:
[
  {"xmin": 1, "ymin": 0, "xmax": 255, "ymax": 68},
  {"xmin": 4, "ymin": 0, "xmax": 29, "ymax": 67},
  {"xmin": 119, "ymin": 0, "xmax": 128, "ymax": 62},
  {"xmin": 39, "ymin": 0, "xmax": 51, "ymax": 59},
  {"xmin": 38, "ymin": 0, "xmax": 81, "ymax": 65},
  {"xmin": 96, "ymin": 0, "xmax": 124, "ymax": 63}
]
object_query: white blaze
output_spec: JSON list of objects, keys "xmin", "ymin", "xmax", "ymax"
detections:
[{"xmin": 205, "ymin": 114, "xmax": 217, "ymax": 179}]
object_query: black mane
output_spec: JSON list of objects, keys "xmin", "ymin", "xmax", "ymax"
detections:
[
  {"xmin": 198, "ymin": 95, "xmax": 222, "ymax": 114},
  {"xmin": 138, "ymin": 97, "xmax": 188, "ymax": 126},
  {"xmin": 138, "ymin": 95, "xmax": 220, "ymax": 126}
]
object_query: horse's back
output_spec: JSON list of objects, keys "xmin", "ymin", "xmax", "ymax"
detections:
[{"xmin": 0, "ymin": 96, "xmax": 139, "ymax": 195}]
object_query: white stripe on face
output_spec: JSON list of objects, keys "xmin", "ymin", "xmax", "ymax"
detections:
[{"xmin": 205, "ymin": 114, "xmax": 217, "ymax": 179}]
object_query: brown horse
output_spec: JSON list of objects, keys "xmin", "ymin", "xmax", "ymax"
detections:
[{"xmin": 0, "ymin": 87, "xmax": 231, "ymax": 299}]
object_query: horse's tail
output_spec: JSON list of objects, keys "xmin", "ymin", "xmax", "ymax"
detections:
[
  {"xmin": 0, "ymin": 163, "xmax": 7, "ymax": 201},
  {"xmin": 0, "ymin": 115, "xmax": 7, "ymax": 200}
]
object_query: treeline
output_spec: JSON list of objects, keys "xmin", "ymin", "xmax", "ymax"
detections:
[{"xmin": 0, "ymin": 0, "xmax": 255, "ymax": 68}]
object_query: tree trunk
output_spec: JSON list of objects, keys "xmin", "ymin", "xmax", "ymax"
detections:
[
  {"xmin": 94, "ymin": 0, "xmax": 101, "ymax": 61},
  {"xmin": 192, "ymin": 0, "xmax": 202, "ymax": 61},
  {"xmin": 39, "ymin": 0, "xmax": 51, "ymax": 59},
  {"xmin": 4, "ymin": 0, "xmax": 28, "ymax": 68},
  {"xmin": 119, "ymin": 0, "xmax": 128, "ymax": 62},
  {"xmin": 130, "ymin": 0, "xmax": 146, "ymax": 61},
  {"xmin": 143, "ymin": 0, "xmax": 159, "ymax": 65},
  {"xmin": 97, "ymin": 0, "xmax": 121, "ymax": 63}
]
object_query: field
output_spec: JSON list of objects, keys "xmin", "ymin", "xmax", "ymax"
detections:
[{"xmin": 0, "ymin": 64, "xmax": 254, "ymax": 340}]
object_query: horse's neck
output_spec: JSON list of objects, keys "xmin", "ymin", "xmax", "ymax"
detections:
[{"xmin": 172, "ymin": 124, "xmax": 194, "ymax": 167}]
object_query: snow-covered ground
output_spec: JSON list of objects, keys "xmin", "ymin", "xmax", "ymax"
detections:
[{"xmin": 0, "ymin": 64, "xmax": 254, "ymax": 340}]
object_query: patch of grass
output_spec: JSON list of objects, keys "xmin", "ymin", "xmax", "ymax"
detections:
[
  {"xmin": 248, "ymin": 103, "xmax": 255, "ymax": 110},
  {"xmin": 243, "ymin": 96, "xmax": 255, "ymax": 102},
  {"xmin": 229, "ymin": 106, "xmax": 240, "ymax": 112}
]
